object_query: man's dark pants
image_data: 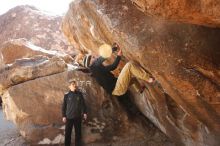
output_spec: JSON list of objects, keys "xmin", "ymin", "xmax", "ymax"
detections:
[{"xmin": 65, "ymin": 117, "xmax": 82, "ymax": 146}]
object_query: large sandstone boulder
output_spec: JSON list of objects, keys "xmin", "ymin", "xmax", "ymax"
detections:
[
  {"xmin": 0, "ymin": 39, "xmax": 73, "ymax": 69},
  {"xmin": 2, "ymin": 66, "xmax": 173, "ymax": 145},
  {"xmin": 131, "ymin": 0, "xmax": 220, "ymax": 27},
  {"xmin": 0, "ymin": 39, "xmax": 173, "ymax": 145},
  {"xmin": 0, "ymin": 5, "xmax": 73, "ymax": 54},
  {"xmin": 0, "ymin": 55, "xmax": 67, "ymax": 94},
  {"xmin": 62, "ymin": 0, "xmax": 220, "ymax": 145}
]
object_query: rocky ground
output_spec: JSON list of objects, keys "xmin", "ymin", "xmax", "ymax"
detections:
[
  {"xmin": 0, "ymin": 106, "xmax": 172, "ymax": 146},
  {"xmin": 0, "ymin": 107, "xmax": 27, "ymax": 146}
]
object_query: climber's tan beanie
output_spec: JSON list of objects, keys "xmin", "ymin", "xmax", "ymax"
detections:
[{"xmin": 99, "ymin": 44, "xmax": 112, "ymax": 58}]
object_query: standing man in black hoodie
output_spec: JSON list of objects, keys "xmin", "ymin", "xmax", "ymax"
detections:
[{"xmin": 62, "ymin": 80, "xmax": 87, "ymax": 146}]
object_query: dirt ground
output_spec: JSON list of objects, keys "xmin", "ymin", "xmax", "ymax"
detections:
[
  {"xmin": 0, "ymin": 107, "xmax": 27, "ymax": 146},
  {"xmin": 0, "ymin": 107, "xmax": 174, "ymax": 146}
]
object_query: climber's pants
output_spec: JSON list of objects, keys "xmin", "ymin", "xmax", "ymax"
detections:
[
  {"xmin": 112, "ymin": 61, "xmax": 151, "ymax": 96},
  {"xmin": 65, "ymin": 117, "xmax": 82, "ymax": 146}
]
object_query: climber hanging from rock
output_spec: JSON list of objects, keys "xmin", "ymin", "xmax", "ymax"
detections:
[{"xmin": 74, "ymin": 43, "xmax": 154, "ymax": 96}]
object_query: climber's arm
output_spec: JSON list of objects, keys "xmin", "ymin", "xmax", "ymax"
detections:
[
  {"xmin": 104, "ymin": 55, "xmax": 121, "ymax": 71},
  {"xmin": 104, "ymin": 48, "xmax": 122, "ymax": 71}
]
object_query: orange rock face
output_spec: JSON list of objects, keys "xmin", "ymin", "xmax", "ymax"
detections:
[
  {"xmin": 62, "ymin": 0, "xmax": 220, "ymax": 145},
  {"xmin": 0, "ymin": 55, "xmax": 67, "ymax": 93},
  {"xmin": 131, "ymin": 0, "xmax": 220, "ymax": 27}
]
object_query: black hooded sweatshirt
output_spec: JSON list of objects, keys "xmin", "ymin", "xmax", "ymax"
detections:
[{"xmin": 62, "ymin": 90, "xmax": 87, "ymax": 119}]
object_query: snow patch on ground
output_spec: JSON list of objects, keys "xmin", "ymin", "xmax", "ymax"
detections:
[{"xmin": 38, "ymin": 134, "xmax": 64, "ymax": 144}]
